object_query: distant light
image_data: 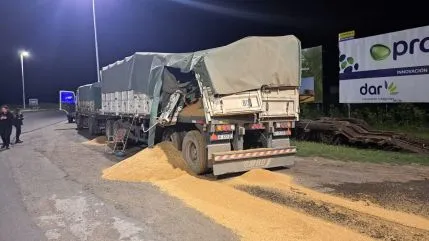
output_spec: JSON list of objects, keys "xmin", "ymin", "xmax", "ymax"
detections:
[{"xmin": 20, "ymin": 51, "xmax": 30, "ymax": 57}]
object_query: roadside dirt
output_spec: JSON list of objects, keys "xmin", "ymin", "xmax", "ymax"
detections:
[
  {"xmin": 236, "ymin": 184, "xmax": 429, "ymax": 241},
  {"xmin": 227, "ymin": 169, "xmax": 429, "ymax": 230},
  {"xmin": 280, "ymin": 156, "xmax": 429, "ymax": 189},
  {"xmin": 279, "ymin": 157, "xmax": 429, "ymax": 221},
  {"xmin": 324, "ymin": 180, "xmax": 429, "ymax": 218}
]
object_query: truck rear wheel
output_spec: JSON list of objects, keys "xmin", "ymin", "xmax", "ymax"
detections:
[
  {"xmin": 182, "ymin": 130, "xmax": 207, "ymax": 175},
  {"xmin": 76, "ymin": 115, "xmax": 84, "ymax": 130},
  {"xmin": 162, "ymin": 128, "xmax": 183, "ymax": 150},
  {"xmin": 88, "ymin": 117, "xmax": 98, "ymax": 136}
]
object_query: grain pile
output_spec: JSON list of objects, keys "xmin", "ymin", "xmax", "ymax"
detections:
[
  {"xmin": 102, "ymin": 143, "xmax": 429, "ymax": 240},
  {"xmin": 156, "ymin": 174, "xmax": 373, "ymax": 241},
  {"xmin": 179, "ymin": 100, "xmax": 205, "ymax": 117},
  {"xmin": 83, "ymin": 136, "xmax": 107, "ymax": 146},
  {"xmin": 102, "ymin": 142, "xmax": 192, "ymax": 182},
  {"xmin": 102, "ymin": 143, "xmax": 374, "ymax": 241}
]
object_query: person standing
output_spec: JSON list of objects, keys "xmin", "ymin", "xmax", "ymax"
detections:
[
  {"xmin": 0, "ymin": 105, "xmax": 14, "ymax": 149},
  {"xmin": 13, "ymin": 108, "xmax": 24, "ymax": 144}
]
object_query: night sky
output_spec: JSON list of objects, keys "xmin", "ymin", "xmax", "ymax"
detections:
[{"xmin": 1, "ymin": 0, "xmax": 428, "ymax": 105}]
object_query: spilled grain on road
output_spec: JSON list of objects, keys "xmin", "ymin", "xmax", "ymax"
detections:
[
  {"xmin": 102, "ymin": 142, "xmax": 429, "ymax": 241},
  {"xmin": 82, "ymin": 136, "xmax": 108, "ymax": 146}
]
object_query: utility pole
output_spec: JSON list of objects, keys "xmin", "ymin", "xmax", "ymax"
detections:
[
  {"xmin": 92, "ymin": 0, "xmax": 101, "ymax": 82},
  {"xmin": 20, "ymin": 51, "xmax": 30, "ymax": 109}
]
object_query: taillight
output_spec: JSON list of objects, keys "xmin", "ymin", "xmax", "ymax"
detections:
[
  {"xmin": 275, "ymin": 122, "xmax": 291, "ymax": 129},
  {"xmin": 215, "ymin": 124, "xmax": 235, "ymax": 132}
]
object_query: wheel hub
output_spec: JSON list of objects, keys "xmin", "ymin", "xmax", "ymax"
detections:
[{"xmin": 189, "ymin": 143, "xmax": 198, "ymax": 163}]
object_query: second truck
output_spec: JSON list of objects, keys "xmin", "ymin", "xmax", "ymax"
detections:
[{"xmin": 62, "ymin": 35, "xmax": 301, "ymax": 175}]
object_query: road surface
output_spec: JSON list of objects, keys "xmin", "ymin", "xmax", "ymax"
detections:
[
  {"xmin": 1, "ymin": 110, "xmax": 428, "ymax": 241},
  {"xmin": 1, "ymin": 111, "xmax": 66, "ymax": 241},
  {"xmin": 0, "ymin": 111, "xmax": 236, "ymax": 241}
]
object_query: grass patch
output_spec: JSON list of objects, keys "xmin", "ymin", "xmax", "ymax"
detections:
[
  {"xmin": 374, "ymin": 125, "xmax": 429, "ymax": 141},
  {"xmin": 294, "ymin": 141, "xmax": 429, "ymax": 165}
]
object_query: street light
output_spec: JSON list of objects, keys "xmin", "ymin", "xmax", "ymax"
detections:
[
  {"xmin": 20, "ymin": 51, "xmax": 30, "ymax": 109},
  {"xmin": 92, "ymin": 0, "xmax": 101, "ymax": 82}
]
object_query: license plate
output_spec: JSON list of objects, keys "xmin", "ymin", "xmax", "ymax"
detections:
[
  {"xmin": 217, "ymin": 133, "xmax": 233, "ymax": 140},
  {"xmin": 243, "ymin": 159, "xmax": 270, "ymax": 169},
  {"xmin": 273, "ymin": 131, "xmax": 287, "ymax": 136}
]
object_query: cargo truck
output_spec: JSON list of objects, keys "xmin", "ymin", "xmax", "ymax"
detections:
[{"xmin": 62, "ymin": 35, "xmax": 301, "ymax": 175}]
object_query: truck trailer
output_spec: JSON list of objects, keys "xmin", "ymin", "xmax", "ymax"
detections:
[{"xmin": 65, "ymin": 35, "xmax": 301, "ymax": 175}]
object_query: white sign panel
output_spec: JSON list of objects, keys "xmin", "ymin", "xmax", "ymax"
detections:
[
  {"xmin": 28, "ymin": 98, "xmax": 38, "ymax": 107},
  {"xmin": 339, "ymin": 25, "xmax": 429, "ymax": 103}
]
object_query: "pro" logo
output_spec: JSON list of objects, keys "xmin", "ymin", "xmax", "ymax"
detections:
[{"xmin": 370, "ymin": 37, "xmax": 429, "ymax": 61}]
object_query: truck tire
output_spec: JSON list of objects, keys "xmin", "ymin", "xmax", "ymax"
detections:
[
  {"xmin": 88, "ymin": 117, "xmax": 98, "ymax": 136},
  {"xmin": 67, "ymin": 116, "xmax": 74, "ymax": 123},
  {"xmin": 76, "ymin": 115, "xmax": 84, "ymax": 130},
  {"xmin": 162, "ymin": 128, "xmax": 183, "ymax": 150},
  {"xmin": 182, "ymin": 130, "xmax": 207, "ymax": 175}
]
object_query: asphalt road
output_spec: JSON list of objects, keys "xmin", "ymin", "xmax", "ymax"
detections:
[
  {"xmin": 0, "ymin": 110, "xmax": 66, "ymax": 241},
  {"xmin": 3, "ymin": 110, "xmax": 427, "ymax": 241},
  {"xmin": 0, "ymin": 111, "xmax": 236, "ymax": 241}
]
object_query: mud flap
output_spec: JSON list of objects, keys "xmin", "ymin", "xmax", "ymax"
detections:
[{"xmin": 211, "ymin": 147, "xmax": 296, "ymax": 176}]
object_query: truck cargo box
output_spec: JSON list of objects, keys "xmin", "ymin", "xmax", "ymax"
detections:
[
  {"xmin": 100, "ymin": 35, "xmax": 300, "ymax": 118},
  {"xmin": 195, "ymin": 35, "xmax": 300, "ymax": 95},
  {"xmin": 77, "ymin": 82, "xmax": 101, "ymax": 114}
]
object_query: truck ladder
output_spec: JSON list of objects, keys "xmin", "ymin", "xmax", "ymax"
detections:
[{"xmin": 106, "ymin": 115, "xmax": 137, "ymax": 155}]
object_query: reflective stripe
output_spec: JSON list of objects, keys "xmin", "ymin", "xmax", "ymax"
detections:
[{"xmin": 214, "ymin": 148, "xmax": 296, "ymax": 161}]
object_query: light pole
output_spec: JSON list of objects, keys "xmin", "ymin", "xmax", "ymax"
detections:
[
  {"xmin": 20, "ymin": 51, "xmax": 30, "ymax": 109},
  {"xmin": 92, "ymin": 0, "xmax": 101, "ymax": 82}
]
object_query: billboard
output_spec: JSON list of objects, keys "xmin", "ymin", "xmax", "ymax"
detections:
[
  {"xmin": 301, "ymin": 46, "xmax": 323, "ymax": 103},
  {"xmin": 339, "ymin": 25, "xmax": 429, "ymax": 103},
  {"xmin": 28, "ymin": 98, "xmax": 39, "ymax": 107}
]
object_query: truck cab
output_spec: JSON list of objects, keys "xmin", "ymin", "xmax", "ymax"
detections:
[{"xmin": 59, "ymin": 90, "xmax": 76, "ymax": 123}]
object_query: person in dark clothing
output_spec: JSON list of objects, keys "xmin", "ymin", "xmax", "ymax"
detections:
[
  {"xmin": 13, "ymin": 108, "xmax": 24, "ymax": 143},
  {"xmin": 0, "ymin": 105, "xmax": 14, "ymax": 149}
]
